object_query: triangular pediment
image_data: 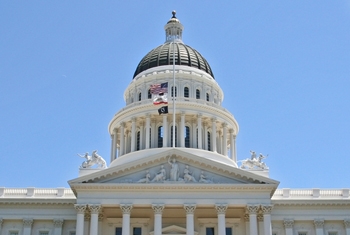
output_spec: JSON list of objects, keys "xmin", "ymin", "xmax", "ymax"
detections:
[{"xmin": 150, "ymin": 225, "xmax": 198, "ymax": 235}]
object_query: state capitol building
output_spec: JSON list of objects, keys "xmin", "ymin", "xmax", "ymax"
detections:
[{"xmin": 1, "ymin": 12, "xmax": 349, "ymax": 235}]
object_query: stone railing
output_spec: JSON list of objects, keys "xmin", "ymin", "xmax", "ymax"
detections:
[
  {"xmin": 0, "ymin": 187, "xmax": 75, "ymax": 198},
  {"xmin": 273, "ymin": 188, "xmax": 349, "ymax": 199}
]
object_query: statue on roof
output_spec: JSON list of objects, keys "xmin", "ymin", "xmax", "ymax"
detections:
[
  {"xmin": 240, "ymin": 151, "xmax": 269, "ymax": 170},
  {"xmin": 78, "ymin": 150, "xmax": 107, "ymax": 169}
]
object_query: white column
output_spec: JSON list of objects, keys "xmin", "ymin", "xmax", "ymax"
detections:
[
  {"xmin": 261, "ymin": 205, "xmax": 272, "ymax": 235},
  {"xmin": 258, "ymin": 214, "xmax": 264, "ymax": 235},
  {"xmin": 84, "ymin": 214, "xmax": 90, "ymax": 235},
  {"xmin": 222, "ymin": 123, "xmax": 227, "ymax": 156},
  {"xmin": 247, "ymin": 205, "xmax": 259, "ymax": 235},
  {"xmin": 211, "ymin": 118, "xmax": 217, "ymax": 152},
  {"xmin": 98, "ymin": 215, "xmax": 103, "ymax": 235},
  {"xmin": 53, "ymin": 219, "xmax": 64, "ymax": 235},
  {"xmin": 119, "ymin": 122, "xmax": 125, "ymax": 156},
  {"xmin": 22, "ymin": 219, "xmax": 33, "ymax": 235},
  {"xmin": 229, "ymin": 129, "xmax": 235, "ymax": 160},
  {"xmin": 75, "ymin": 204, "xmax": 87, "ymax": 235},
  {"xmin": 215, "ymin": 204, "xmax": 228, "ymax": 235},
  {"xmin": 152, "ymin": 204, "xmax": 164, "ymax": 235},
  {"xmin": 244, "ymin": 214, "xmax": 250, "ymax": 235},
  {"xmin": 283, "ymin": 219, "xmax": 294, "ymax": 235},
  {"xmin": 197, "ymin": 114, "xmax": 202, "ymax": 149},
  {"xmin": 111, "ymin": 129, "xmax": 117, "ymax": 161},
  {"xmin": 89, "ymin": 205, "xmax": 101, "ymax": 235},
  {"xmin": 120, "ymin": 204, "xmax": 133, "ymax": 235},
  {"xmin": 314, "ymin": 219, "xmax": 324, "ymax": 235},
  {"xmin": 163, "ymin": 116, "xmax": 168, "ymax": 147},
  {"xmin": 344, "ymin": 219, "xmax": 350, "ymax": 235},
  {"xmin": 131, "ymin": 117, "xmax": 136, "ymax": 152},
  {"xmin": 145, "ymin": 114, "xmax": 151, "ymax": 149},
  {"xmin": 180, "ymin": 112, "xmax": 185, "ymax": 147},
  {"xmin": 184, "ymin": 205, "xmax": 196, "ymax": 235},
  {"xmin": 151, "ymin": 118, "xmax": 156, "ymax": 148}
]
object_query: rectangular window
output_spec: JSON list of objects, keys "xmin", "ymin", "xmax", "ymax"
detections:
[
  {"xmin": 328, "ymin": 232, "xmax": 337, "ymax": 235},
  {"xmin": 39, "ymin": 232, "xmax": 49, "ymax": 235},
  {"xmin": 206, "ymin": 227, "xmax": 215, "ymax": 235},
  {"xmin": 158, "ymin": 126, "xmax": 163, "ymax": 147},
  {"xmin": 10, "ymin": 232, "xmax": 19, "ymax": 235},
  {"xmin": 133, "ymin": 227, "xmax": 142, "ymax": 235},
  {"xmin": 298, "ymin": 232, "xmax": 307, "ymax": 235},
  {"xmin": 69, "ymin": 232, "xmax": 76, "ymax": 235},
  {"xmin": 226, "ymin": 228, "xmax": 233, "ymax": 235},
  {"xmin": 116, "ymin": 227, "xmax": 122, "ymax": 235}
]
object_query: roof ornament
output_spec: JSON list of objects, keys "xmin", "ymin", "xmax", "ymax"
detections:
[
  {"xmin": 78, "ymin": 150, "xmax": 107, "ymax": 169},
  {"xmin": 164, "ymin": 10, "xmax": 184, "ymax": 43},
  {"xmin": 172, "ymin": 10, "xmax": 176, "ymax": 18},
  {"xmin": 239, "ymin": 151, "xmax": 269, "ymax": 170}
]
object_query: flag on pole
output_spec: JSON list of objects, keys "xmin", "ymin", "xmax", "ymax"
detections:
[
  {"xmin": 153, "ymin": 93, "xmax": 168, "ymax": 105},
  {"xmin": 158, "ymin": 106, "xmax": 168, "ymax": 115},
  {"xmin": 150, "ymin": 82, "xmax": 168, "ymax": 94}
]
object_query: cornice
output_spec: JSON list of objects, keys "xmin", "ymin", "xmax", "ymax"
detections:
[
  {"xmin": 271, "ymin": 199, "xmax": 350, "ymax": 206},
  {"xmin": 0, "ymin": 199, "xmax": 76, "ymax": 205}
]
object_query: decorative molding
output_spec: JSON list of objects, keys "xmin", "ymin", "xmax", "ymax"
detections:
[
  {"xmin": 246, "ymin": 205, "xmax": 259, "ymax": 214},
  {"xmin": 23, "ymin": 218, "xmax": 33, "ymax": 227},
  {"xmin": 53, "ymin": 219, "xmax": 64, "ymax": 228},
  {"xmin": 88, "ymin": 204, "xmax": 102, "ymax": 214},
  {"xmin": 184, "ymin": 204, "xmax": 196, "ymax": 214},
  {"xmin": 314, "ymin": 219, "xmax": 324, "ymax": 228},
  {"xmin": 215, "ymin": 204, "xmax": 228, "ymax": 214},
  {"xmin": 120, "ymin": 204, "xmax": 133, "ymax": 214},
  {"xmin": 261, "ymin": 205, "xmax": 273, "ymax": 214},
  {"xmin": 283, "ymin": 219, "xmax": 294, "ymax": 228},
  {"xmin": 74, "ymin": 204, "xmax": 87, "ymax": 214},
  {"xmin": 152, "ymin": 204, "xmax": 165, "ymax": 214}
]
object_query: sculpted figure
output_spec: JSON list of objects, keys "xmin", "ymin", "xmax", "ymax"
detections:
[
  {"xmin": 152, "ymin": 165, "xmax": 166, "ymax": 182},
  {"xmin": 78, "ymin": 150, "xmax": 107, "ymax": 169},
  {"xmin": 199, "ymin": 171, "xmax": 212, "ymax": 183},
  {"xmin": 137, "ymin": 170, "xmax": 151, "ymax": 183},
  {"xmin": 168, "ymin": 156, "xmax": 179, "ymax": 181},
  {"xmin": 183, "ymin": 165, "xmax": 197, "ymax": 182},
  {"xmin": 250, "ymin": 150, "xmax": 257, "ymax": 161}
]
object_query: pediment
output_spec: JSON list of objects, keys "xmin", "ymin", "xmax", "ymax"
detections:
[
  {"xmin": 150, "ymin": 225, "xmax": 198, "ymax": 235},
  {"xmin": 69, "ymin": 148, "xmax": 279, "ymax": 188}
]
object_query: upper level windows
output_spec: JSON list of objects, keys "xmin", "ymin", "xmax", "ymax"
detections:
[
  {"xmin": 171, "ymin": 86, "xmax": 177, "ymax": 97},
  {"xmin": 206, "ymin": 93, "xmax": 210, "ymax": 101},
  {"xmin": 196, "ymin": 89, "xmax": 200, "ymax": 99},
  {"xmin": 148, "ymin": 89, "xmax": 152, "ymax": 99},
  {"xmin": 138, "ymin": 93, "xmax": 142, "ymax": 101},
  {"xmin": 184, "ymin": 87, "xmax": 189, "ymax": 98}
]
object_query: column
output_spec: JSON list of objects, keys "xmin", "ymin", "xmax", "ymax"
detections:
[
  {"xmin": 222, "ymin": 123, "xmax": 227, "ymax": 156},
  {"xmin": 180, "ymin": 112, "xmax": 185, "ymax": 147},
  {"xmin": 184, "ymin": 205, "xmax": 196, "ymax": 235},
  {"xmin": 152, "ymin": 204, "xmax": 164, "ymax": 235},
  {"xmin": 120, "ymin": 204, "xmax": 133, "ymax": 235},
  {"xmin": 344, "ymin": 219, "xmax": 350, "ymax": 235},
  {"xmin": 229, "ymin": 129, "xmax": 235, "ymax": 160},
  {"xmin": 211, "ymin": 118, "xmax": 217, "ymax": 152},
  {"xmin": 22, "ymin": 219, "xmax": 33, "ymax": 235},
  {"xmin": 75, "ymin": 204, "xmax": 87, "ymax": 235},
  {"xmin": 283, "ymin": 219, "xmax": 294, "ymax": 235},
  {"xmin": 84, "ymin": 213, "xmax": 90, "ymax": 235},
  {"xmin": 89, "ymin": 205, "xmax": 101, "ymax": 235},
  {"xmin": 261, "ymin": 205, "xmax": 272, "ymax": 235},
  {"xmin": 257, "ymin": 214, "xmax": 264, "ymax": 235},
  {"xmin": 217, "ymin": 131, "xmax": 222, "ymax": 154},
  {"xmin": 98, "ymin": 214, "xmax": 103, "ymax": 235},
  {"xmin": 119, "ymin": 123, "xmax": 125, "ymax": 156},
  {"xmin": 197, "ymin": 114, "xmax": 202, "ymax": 149},
  {"xmin": 247, "ymin": 205, "xmax": 259, "ymax": 235},
  {"xmin": 215, "ymin": 204, "xmax": 228, "ymax": 235},
  {"xmin": 314, "ymin": 219, "xmax": 324, "ymax": 235},
  {"xmin": 244, "ymin": 214, "xmax": 250, "ymax": 235},
  {"xmin": 111, "ymin": 129, "xmax": 117, "ymax": 161},
  {"xmin": 53, "ymin": 219, "xmax": 64, "ymax": 235},
  {"xmin": 131, "ymin": 117, "xmax": 136, "ymax": 152},
  {"xmin": 163, "ymin": 115, "xmax": 168, "ymax": 147},
  {"xmin": 145, "ymin": 114, "xmax": 150, "ymax": 149}
]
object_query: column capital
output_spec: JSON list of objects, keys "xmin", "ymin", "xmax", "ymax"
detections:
[
  {"xmin": 113, "ymin": 128, "xmax": 117, "ymax": 134},
  {"xmin": 120, "ymin": 122, "xmax": 125, "ymax": 128},
  {"xmin": 261, "ymin": 205, "xmax": 273, "ymax": 214},
  {"xmin": 152, "ymin": 204, "xmax": 165, "ymax": 214},
  {"xmin": 215, "ymin": 204, "xmax": 228, "ymax": 215},
  {"xmin": 23, "ymin": 218, "xmax": 33, "ymax": 227},
  {"xmin": 211, "ymin": 117, "xmax": 217, "ymax": 122},
  {"xmin": 74, "ymin": 204, "xmax": 87, "ymax": 214},
  {"xmin": 244, "ymin": 214, "xmax": 250, "ymax": 222},
  {"xmin": 98, "ymin": 214, "xmax": 104, "ymax": 221},
  {"xmin": 181, "ymin": 111, "xmax": 185, "ymax": 116},
  {"xmin": 344, "ymin": 219, "xmax": 350, "ymax": 228},
  {"xmin": 184, "ymin": 204, "xmax": 196, "ymax": 214},
  {"xmin": 222, "ymin": 122, "xmax": 227, "ymax": 128},
  {"xmin": 246, "ymin": 205, "xmax": 259, "ymax": 214},
  {"xmin": 283, "ymin": 219, "xmax": 294, "ymax": 228},
  {"xmin": 146, "ymin": 113, "xmax": 150, "ymax": 118},
  {"xmin": 0, "ymin": 218, "xmax": 3, "ymax": 226},
  {"xmin": 197, "ymin": 113, "xmax": 202, "ymax": 118},
  {"xmin": 257, "ymin": 214, "xmax": 264, "ymax": 222},
  {"xmin": 88, "ymin": 204, "xmax": 102, "ymax": 214},
  {"xmin": 84, "ymin": 213, "xmax": 91, "ymax": 221},
  {"xmin": 314, "ymin": 219, "xmax": 324, "ymax": 228},
  {"xmin": 53, "ymin": 218, "xmax": 64, "ymax": 228},
  {"xmin": 131, "ymin": 117, "xmax": 136, "ymax": 122},
  {"xmin": 120, "ymin": 204, "xmax": 133, "ymax": 214}
]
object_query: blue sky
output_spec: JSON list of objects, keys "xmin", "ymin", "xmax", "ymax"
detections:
[{"xmin": 1, "ymin": 1, "xmax": 349, "ymax": 189}]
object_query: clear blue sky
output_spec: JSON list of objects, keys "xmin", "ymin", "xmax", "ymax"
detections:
[{"xmin": 1, "ymin": 1, "xmax": 349, "ymax": 189}]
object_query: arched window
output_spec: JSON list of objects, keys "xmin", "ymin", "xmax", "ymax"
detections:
[
  {"xmin": 207, "ymin": 131, "xmax": 211, "ymax": 151},
  {"xmin": 170, "ymin": 126, "xmax": 177, "ymax": 147},
  {"xmin": 158, "ymin": 126, "xmax": 163, "ymax": 147},
  {"xmin": 136, "ymin": 131, "xmax": 140, "ymax": 150},
  {"xmin": 171, "ymin": 86, "xmax": 177, "ymax": 97},
  {"xmin": 148, "ymin": 89, "xmax": 152, "ymax": 99},
  {"xmin": 184, "ymin": 87, "xmax": 189, "ymax": 98},
  {"xmin": 138, "ymin": 92, "xmax": 142, "ymax": 101},
  {"xmin": 196, "ymin": 89, "xmax": 200, "ymax": 99},
  {"xmin": 185, "ymin": 126, "xmax": 190, "ymax": 148},
  {"xmin": 206, "ymin": 93, "xmax": 210, "ymax": 101}
]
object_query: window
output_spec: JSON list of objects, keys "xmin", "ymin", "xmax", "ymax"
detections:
[
  {"xmin": 328, "ymin": 232, "xmax": 337, "ymax": 235},
  {"xmin": 149, "ymin": 128, "xmax": 152, "ymax": 148},
  {"xmin": 133, "ymin": 227, "xmax": 142, "ymax": 235},
  {"xmin": 226, "ymin": 228, "xmax": 233, "ymax": 235},
  {"xmin": 138, "ymin": 92, "xmax": 142, "ymax": 101},
  {"xmin": 171, "ymin": 86, "xmax": 177, "ymax": 97},
  {"xmin": 196, "ymin": 128, "xmax": 198, "ymax": 148},
  {"xmin": 69, "ymin": 232, "xmax": 76, "ymax": 235},
  {"xmin": 298, "ymin": 232, "xmax": 307, "ymax": 235},
  {"xmin": 115, "ymin": 228, "xmax": 122, "ymax": 235},
  {"xmin": 185, "ymin": 126, "xmax": 190, "ymax": 148},
  {"xmin": 136, "ymin": 131, "xmax": 140, "ymax": 151},
  {"xmin": 158, "ymin": 126, "xmax": 163, "ymax": 147},
  {"xmin": 39, "ymin": 232, "xmax": 49, "ymax": 235},
  {"xmin": 206, "ymin": 93, "xmax": 209, "ymax": 101},
  {"xmin": 10, "ymin": 232, "xmax": 19, "ymax": 235},
  {"xmin": 184, "ymin": 87, "xmax": 189, "ymax": 98},
  {"xmin": 196, "ymin": 89, "xmax": 200, "ymax": 99},
  {"xmin": 207, "ymin": 131, "xmax": 211, "ymax": 151},
  {"xmin": 148, "ymin": 89, "xmax": 152, "ymax": 99},
  {"xmin": 170, "ymin": 126, "xmax": 177, "ymax": 147},
  {"xmin": 206, "ymin": 227, "xmax": 215, "ymax": 235}
]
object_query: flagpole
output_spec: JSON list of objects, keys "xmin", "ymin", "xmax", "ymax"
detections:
[{"xmin": 172, "ymin": 26, "xmax": 176, "ymax": 148}]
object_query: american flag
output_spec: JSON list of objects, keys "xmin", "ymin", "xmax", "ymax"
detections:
[{"xmin": 150, "ymin": 82, "xmax": 168, "ymax": 94}]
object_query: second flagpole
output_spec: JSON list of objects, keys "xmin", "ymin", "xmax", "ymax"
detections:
[{"xmin": 172, "ymin": 24, "xmax": 176, "ymax": 148}]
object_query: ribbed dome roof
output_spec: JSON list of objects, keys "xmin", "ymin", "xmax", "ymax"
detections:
[{"xmin": 133, "ymin": 42, "xmax": 215, "ymax": 79}]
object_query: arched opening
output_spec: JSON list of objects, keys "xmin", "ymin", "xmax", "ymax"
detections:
[
  {"xmin": 196, "ymin": 89, "xmax": 200, "ymax": 99},
  {"xmin": 184, "ymin": 87, "xmax": 189, "ymax": 98}
]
